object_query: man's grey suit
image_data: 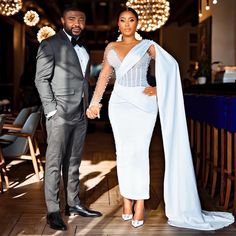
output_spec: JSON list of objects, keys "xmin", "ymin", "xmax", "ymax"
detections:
[{"xmin": 35, "ymin": 29, "xmax": 90, "ymax": 213}]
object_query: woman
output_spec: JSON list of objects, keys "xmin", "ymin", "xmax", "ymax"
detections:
[{"xmin": 86, "ymin": 7, "xmax": 234, "ymax": 230}]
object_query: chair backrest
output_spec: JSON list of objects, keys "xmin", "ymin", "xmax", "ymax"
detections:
[
  {"xmin": 0, "ymin": 107, "xmax": 32, "ymax": 142},
  {"xmin": 21, "ymin": 112, "xmax": 41, "ymax": 135},
  {"xmin": 2, "ymin": 112, "xmax": 41, "ymax": 157},
  {"xmin": 13, "ymin": 107, "xmax": 32, "ymax": 126},
  {"xmin": 0, "ymin": 114, "xmax": 5, "ymax": 135},
  {"xmin": 30, "ymin": 106, "xmax": 39, "ymax": 113}
]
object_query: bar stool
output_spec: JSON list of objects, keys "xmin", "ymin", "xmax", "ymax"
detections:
[
  {"xmin": 221, "ymin": 97, "xmax": 236, "ymax": 214},
  {"xmin": 197, "ymin": 95, "xmax": 211, "ymax": 184},
  {"xmin": 206, "ymin": 96, "xmax": 227, "ymax": 197},
  {"xmin": 194, "ymin": 95, "xmax": 211, "ymax": 180},
  {"xmin": 184, "ymin": 94, "xmax": 196, "ymax": 151},
  {"xmin": 201, "ymin": 96, "xmax": 227, "ymax": 195},
  {"xmin": 184, "ymin": 94, "xmax": 202, "ymax": 177},
  {"xmin": 201, "ymin": 95, "xmax": 214, "ymax": 189}
]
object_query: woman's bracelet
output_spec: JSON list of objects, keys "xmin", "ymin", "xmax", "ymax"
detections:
[{"xmin": 89, "ymin": 102, "xmax": 102, "ymax": 108}]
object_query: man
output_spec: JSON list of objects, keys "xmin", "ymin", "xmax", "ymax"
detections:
[{"xmin": 35, "ymin": 5, "xmax": 102, "ymax": 231}]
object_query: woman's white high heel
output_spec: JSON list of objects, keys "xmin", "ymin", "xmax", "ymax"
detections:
[
  {"xmin": 131, "ymin": 201, "xmax": 145, "ymax": 228},
  {"xmin": 122, "ymin": 214, "xmax": 133, "ymax": 221},
  {"xmin": 131, "ymin": 219, "xmax": 144, "ymax": 228}
]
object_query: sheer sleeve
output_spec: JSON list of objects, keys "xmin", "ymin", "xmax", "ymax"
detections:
[
  {"xmin": 148, "ymin": 44, "xmax": 156, "ymax": 60},
  {"xmin": 89, "ymin": 43, "xmax": 114, "ymax": 107}
]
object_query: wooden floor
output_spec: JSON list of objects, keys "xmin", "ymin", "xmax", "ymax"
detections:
[{"xmin": 0, "ymin": 120, "xmax": 236, "ymax": 235}]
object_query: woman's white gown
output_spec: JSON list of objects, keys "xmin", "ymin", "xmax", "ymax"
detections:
[
  {"xmin": 108, "ymin": 47, "xmax": 158, "ymax": 200},
  {"xmin": 94, "ymin": 39, "xmax": 234, "ymax": 230}
]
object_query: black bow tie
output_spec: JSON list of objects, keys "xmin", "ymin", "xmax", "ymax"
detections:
[{"xmin": 71, "ymin": 37, "xmax": 83, "ymax": 47}]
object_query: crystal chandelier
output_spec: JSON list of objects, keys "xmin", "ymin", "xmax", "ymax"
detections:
[
  {"xmin": 24, "ymin": 10, "xmax": 40, "ymax": 26},
  {"xmin": 0, "ymin": 0, "xmax": 23, "ymax": 16},
  {"xmin": 37, "ymin": 26, "xmax": 56, "ymax": 43},
  {"xmin": 126, "ymin": 0, "xmax": 170, "ymax": 32}
]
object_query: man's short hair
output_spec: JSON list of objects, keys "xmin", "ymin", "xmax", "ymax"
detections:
[{"xmin": 62, "ymin": 4, "xmax": 86, "ymax": 17}]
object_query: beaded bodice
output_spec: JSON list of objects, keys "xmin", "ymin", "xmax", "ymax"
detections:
[
  {"xmin": 89, "ymin": 40, "xmax": 154, "ymax": 107},
  {"xmin": 107, "ymin": 48, "xmax": 151, "ymax": 87}
]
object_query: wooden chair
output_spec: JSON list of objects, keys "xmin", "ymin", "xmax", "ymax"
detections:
[
  {"xmin": 0, "ymin": 114, "xmax": 9, "ymax": 192},
  {"xmin": 1, "ymin": 112, "xmax": 44, "ymax": 181},
  {"xmin": 1, "ymin": 107, "xmax": 32, "ymax": 142}
]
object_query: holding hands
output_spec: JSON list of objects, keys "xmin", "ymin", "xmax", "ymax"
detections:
[
  {"xmin": 87, "ymin": 86, "xmax": 157, "ymax": 120},
  {"xmin": 86, "ymin": 104, "xmax": 101, "ymax": 119}
]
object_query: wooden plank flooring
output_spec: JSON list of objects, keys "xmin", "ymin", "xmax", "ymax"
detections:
[{"xmin": 0, "ymin": 121, "xmax": 236, "ymax": 235}]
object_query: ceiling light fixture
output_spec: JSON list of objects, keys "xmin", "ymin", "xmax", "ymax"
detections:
[
  {"xmin": 0, "ymin": 0, "xmax": 23, "ymax": 16},
  {"xmin": 205, "ymin": 0, "xmax": 210, "ymax": 10},
  {"xmin": 198, "ymin": 0, "xmax": 218, "ymax": 18},
  {"xmin": 126, "ymin": 0, "xmax": 170, "ymax": 32},
  {"xmin": 24, "ymin": 10, "xmax": 40, "ymax": 26},
  {"xmin": 37, "ymin": 26, "xmax": 56, "ymax": 43},
  {"xmin": 198, "ymin": 0, "xmax": 202, "ymax": 17}
]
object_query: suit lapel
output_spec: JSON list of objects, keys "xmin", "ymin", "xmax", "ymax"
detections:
[
  {"xmin": 58, "ymin": 30, "xmax": 86, "ymax": 79},
  {"xmin": 84, "ymin": 58, "xmax": 90, "ymax": 79}
]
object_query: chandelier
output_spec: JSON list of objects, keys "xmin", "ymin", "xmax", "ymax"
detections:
[
  {"xmin": 126, "ymin": 0, "xmax": 170, "ymax": 32},
  {"xmin": 24, "ymin": 10, "xmax": 40, "ymax": 26},
  {"xmin": 0, "ymin": 0, "xmax": 23, "ymax": 16},
  {"xmin": 37, "ymin": 26, "xmax": 56, "ymax": 43}
]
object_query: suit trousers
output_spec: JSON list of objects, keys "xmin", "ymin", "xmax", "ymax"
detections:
[{"xmin": 44, "ymin": 104, "xmax": 87, "ymax": 213}]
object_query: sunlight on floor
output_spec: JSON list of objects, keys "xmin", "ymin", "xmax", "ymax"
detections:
[
  {"xmin": 6, "ymin": 160, "xmax": 44, "ymax": 189},
  {"xmin": 80, "ymin": 160, "xmax": 117, "ymax": 191}
]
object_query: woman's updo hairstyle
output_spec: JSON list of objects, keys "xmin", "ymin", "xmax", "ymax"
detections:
[{"xmin": 116, "ymin": 6, "xmax": 139, "ymax": 22}]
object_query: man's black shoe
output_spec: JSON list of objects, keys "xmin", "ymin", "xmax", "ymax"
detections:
[
  {"xmin": 47, "ymin": 211, "xmax": 67, "ymax": 231},
  {"xmin": 65, "ymin": 204, "xmax": 102, "ymax": 217}
]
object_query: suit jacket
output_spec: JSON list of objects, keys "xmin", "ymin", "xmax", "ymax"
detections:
[{"xmin": 35, "ymin": 29, "xmax": 90, "ymax": 120}]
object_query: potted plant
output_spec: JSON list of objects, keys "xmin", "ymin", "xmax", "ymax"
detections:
[{"xmin": 194, "ymin": 59, "xmax": 211, "ymax": 84}]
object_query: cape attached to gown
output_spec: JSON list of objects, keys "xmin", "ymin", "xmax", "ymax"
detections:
[{"xmin": 121, "ymin": 39, "xmax": 235, "ymax": 230}]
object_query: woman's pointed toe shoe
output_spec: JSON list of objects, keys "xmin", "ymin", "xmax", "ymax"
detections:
[
  {"xmin": 131, "ymin": 219, "xmax": 144, "ymax": 228},
  {"xmin": 122, "ymin": 214, "xmax": 133, "ymax": 221}
]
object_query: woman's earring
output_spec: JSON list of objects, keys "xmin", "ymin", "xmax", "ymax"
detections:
[
  {"xmin": 118, "ymin": 28, "xmax": 120, "ymax": 33},
  {"xmin": 135, "ymin": 32, "xmax": 142, "ymax": 40},
  {"xmin": 117, "ymin": 34, "xmax": 123, "ymax": 42}
]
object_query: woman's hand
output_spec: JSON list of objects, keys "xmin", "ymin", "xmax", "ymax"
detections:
[
  {"xmin": 143, "ymin": 86, "xmax": 157, "ymax": 96},
  {"xmin": 86, "ymin": 105, "xmax": 101, "ymax": 119}
]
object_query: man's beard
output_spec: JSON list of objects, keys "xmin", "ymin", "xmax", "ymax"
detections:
[{"xmin": 64, "ymin": 27, "xmax": 84, "ymax": 38}]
